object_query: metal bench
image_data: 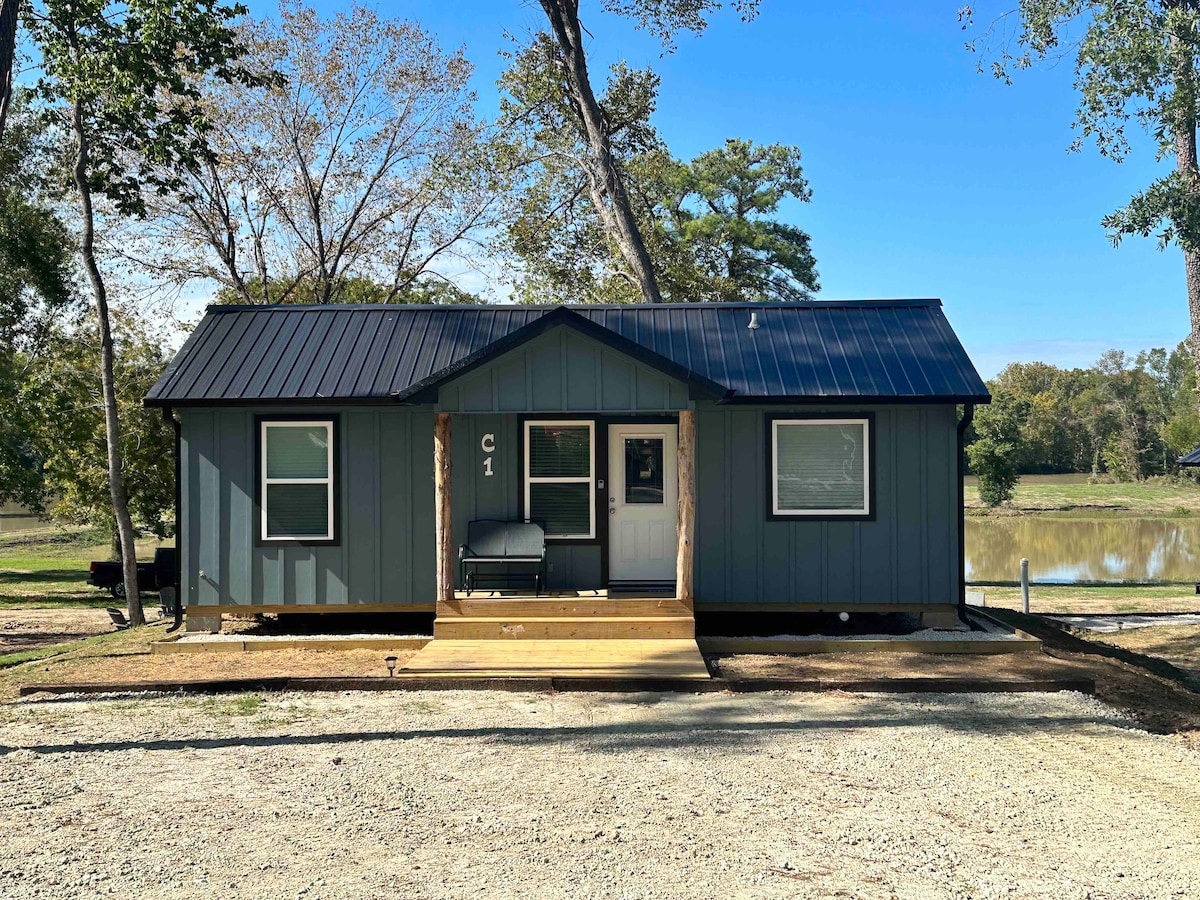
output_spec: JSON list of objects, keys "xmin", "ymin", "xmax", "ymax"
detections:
[{"xmin": 459, "ymin": 520, "xmax": 547, "ymax": 596}]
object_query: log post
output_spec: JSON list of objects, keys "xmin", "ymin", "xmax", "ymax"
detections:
[
  {"xmin": 435, "ymin": 412, "xmax": 453, "ymax": 605},
  {"xmin": 676, "ymin": 409, "xmax": 696, "ymax": 604}
]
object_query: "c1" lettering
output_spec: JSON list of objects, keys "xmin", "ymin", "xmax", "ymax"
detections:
[{"xmin": 481, "ymin": 433, "xmax": 495, "ymax": 477}]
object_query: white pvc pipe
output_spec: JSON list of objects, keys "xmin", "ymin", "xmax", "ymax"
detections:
[{"xmin": 1020, "ymin": 558, "xmax": 1030, "ymax": 614}]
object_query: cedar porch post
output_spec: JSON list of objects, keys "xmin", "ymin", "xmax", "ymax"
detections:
[
  {"xmin": 676, "ymin": 408, "xmax": 696, "ymax": 604},
  {"xmin": 435, "ymin": 412, "xmax": 453, "ymax": 605}
]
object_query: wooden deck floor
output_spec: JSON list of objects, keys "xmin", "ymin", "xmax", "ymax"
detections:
[{"xmin": 400, "ymin": 638, "xmax": 711, "ymax": 680}]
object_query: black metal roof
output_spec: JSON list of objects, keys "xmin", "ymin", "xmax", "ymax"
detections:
[
  {"xmin": 145, "ymin": 300, "xmax": 991, "ymax": 406},
  {"xmin": 1179, "ymin": 447, "xmax": 1200, "ymax": 467}
]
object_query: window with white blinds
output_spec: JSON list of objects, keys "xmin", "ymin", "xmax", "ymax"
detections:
[
  {"xmin": 524, "ymin": 421, "xmax": 594, "ymax": 538},
  {"xmin": 261, "ymin": 421, "xmax": 335, "ymax": 540},
  {"xmin": 771, "ymin": 418, "xmax": 870, "ymax": 516}
]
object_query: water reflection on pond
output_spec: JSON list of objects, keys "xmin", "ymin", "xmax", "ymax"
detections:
[{"xmin": 964, "ymin": 517, "xmax": 1200, "ymax": 583}]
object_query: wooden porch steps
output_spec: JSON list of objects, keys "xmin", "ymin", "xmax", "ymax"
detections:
[
  {"xmin": 434, "ymin": 615, "xmax": 695, "ymax": 640},
  {"xmin": 401, "ymin": 639, "xmax": 711, "ymax": 679},
  {"xmin": 438, "ymin": 596, "xmax": 692, "ymax": 618},
  {"xmin": 434, "ymin": 593, "xmax": 695, "ymax": 640},
  {"xmin": 416, "ymin": 594, "xmax": 705, "ymax": 676}
]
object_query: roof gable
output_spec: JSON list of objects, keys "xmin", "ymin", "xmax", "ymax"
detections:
[
  {"xmin": 436, "ymin": 321, "xmax": 694, "ymax": 412},
  {"xmin": 393, "ymin": 306, "xmax": 726, "ymax": 404}
]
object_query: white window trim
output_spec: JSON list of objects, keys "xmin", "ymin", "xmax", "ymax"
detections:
[
  {"xmin": 771, "ymin": 418, "xmax": 870, "ymax": 517},
  {"xmin": 261, "ymin": 420, "xmax": 335, "ymax": 541},
  {"xmin": 524, "ymin": 419, "xmax": 595, "ymax": 540}
]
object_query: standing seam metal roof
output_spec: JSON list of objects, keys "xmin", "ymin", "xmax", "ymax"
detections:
[{"xmin": 145, "ymin": 300, "xmax": 991, "ymax": 405}]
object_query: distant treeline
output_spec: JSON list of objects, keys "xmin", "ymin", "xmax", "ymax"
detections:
[{"xmin": 966, "ymin": 343, "xmax": 1200, "ymax": 504}]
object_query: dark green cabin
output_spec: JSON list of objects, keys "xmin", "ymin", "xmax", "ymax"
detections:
[{"xmin": 145, "ymin": 301, "xmax": 989, "ymax": 626}]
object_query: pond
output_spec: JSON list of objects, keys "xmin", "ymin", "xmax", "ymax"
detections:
[{"xmin": 965, "ymin": 516, "xmax": 1200, "ymax": 584}]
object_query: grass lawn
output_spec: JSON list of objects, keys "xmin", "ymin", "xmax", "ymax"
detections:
[
  {"xmin": 0, "ymin": 526, "xmax": 170, "ymax": 608},
  {"xmin": 964, "ymin": 473, "xmax": 1200, "ymax": 516},
  {"xmin": 978, "ymin": 584, "xmax": 1200, "ymax": 614},
  {"xmin": 1087, "ymin": 624, "xmax": 1200, "ymax": 682}
]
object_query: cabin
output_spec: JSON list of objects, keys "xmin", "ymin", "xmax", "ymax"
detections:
[{"xmin": 144, "ymin": 300, "xmax": 990, "ymax": 640}]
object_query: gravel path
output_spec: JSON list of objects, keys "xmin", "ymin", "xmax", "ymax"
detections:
[{"xmin": 1, "ymin": 690, "xmax": 1198, "ymax": 899}]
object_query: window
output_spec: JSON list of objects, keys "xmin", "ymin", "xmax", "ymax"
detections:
[
  {"xmin": 260, "ymin": 420, "xmax": 335, "ymax": 541},
  {"xmin": 524, "ymin": 420, "xmax": 594, "ymax": 539},
  {"xmin": 770, "ymin": 417, "xmax": 870, "ymax": 517},
  {"xmin": 624, "ymin": 437, "xmax": 665, "ymax": 504}
]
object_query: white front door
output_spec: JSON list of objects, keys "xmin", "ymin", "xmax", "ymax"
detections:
[{"xmin": 607, "ymin": 423, "xmax": 678, "ymax": 585}]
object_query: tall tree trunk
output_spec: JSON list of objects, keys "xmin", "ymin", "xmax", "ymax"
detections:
[
  {"xmin": 71, "ymin": 99, "xmax": 143, "ymax": 626},
  {"xmin": 539, "ymin": 0, "xmax": 663, "ymax": 303},
  {"xmin": 0, "ymin": 0, "xmax": 18, "ymax": 141},
  {"xmin": 1171, "ymin": 31, "xmax": 1200, "ymax": 417},
  {"xmin": 1183, "ymin": 242, "xmax": 1200, "ymax": 411}
]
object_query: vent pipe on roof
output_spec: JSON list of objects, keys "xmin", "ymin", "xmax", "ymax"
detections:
[{"xmin": 748, "ymin": 311, "xmax": 760, "ymax": 330}]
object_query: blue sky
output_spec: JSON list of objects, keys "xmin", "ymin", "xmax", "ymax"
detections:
[{"xmin": 250, "ymin": 0, "xmax": 1187, "ymax": 378}]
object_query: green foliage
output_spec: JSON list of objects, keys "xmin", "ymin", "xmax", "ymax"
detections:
[
  {"xmin": 499, "ymin": 41, "xmax": 818, "ymax": 303},
  {"xmin": 214, "ymin": 275, "xmax": 482, "ymax": 306},
  {"xmin": 967, "ymin": 388, "xmax": 1029, "ymax": 506},
  {"xmin": 13, "ymin": 312, "xmax": 174, "ymax": 536},
  {"xmin": 0, "ymin": 97, "xmax": 76, "ymax": 513},
  {"xmin": 652, "ymin": 139, "xmax": 818, "ymax": 301},
  {"xmin": 25, "ymin": 0, "xmax": 262, "ymax": 218},
  {"xmin": 962, "ymin": 1, "xmax": 1200, "ymax": 251},
  {"xmin": 968, "ymin": 341, "xmax": 1200, "ymax": 483},
  {"xmin": 0, "ymin": 98, "xmax": 72, "ymax": 346},
  {"xmin": 500, "ymin": 34, "xmax": 662, "ymax": 304},
  {"xmin": 602, "ymin": 0, "xmax": 761, "ymax": 51}
]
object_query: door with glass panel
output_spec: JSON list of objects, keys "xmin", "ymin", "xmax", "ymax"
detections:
[{"xmin": 607, "ymin": 424, "xmax": 677, "ymax": 585}]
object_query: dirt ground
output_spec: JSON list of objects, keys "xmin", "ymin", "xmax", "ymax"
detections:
[
  {"xmin": 2, "ymin": 689, "xmax": 1198, "ymax": 899},
  {"xmin": 715, "ymin": 650, "xmax": 1086, "ymax": 682},
  {"xmin": 0, "ymin": 608, "xmax": 114, "ymax": 654},
  {"xmin": 722, "ymin": 648, "xmax": 1200, "ymax": 746}
]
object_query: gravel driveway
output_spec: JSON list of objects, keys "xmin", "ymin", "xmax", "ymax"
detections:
[{"xmin": 1, "ymin": 690, "xmax": 1197, "ymax": 899}]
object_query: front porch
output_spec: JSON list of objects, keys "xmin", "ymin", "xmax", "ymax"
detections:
[{"xmin": 426, "ymin": 405, "xmax": 703, "ymax": 677}]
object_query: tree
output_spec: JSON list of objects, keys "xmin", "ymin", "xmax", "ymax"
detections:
[
  {"xmin": 0, "ymin": 0, "xmax": 16, "ymax": 140},
  {"xmin": 214, "ymin": 274, "xmax": 483, "ymax": 306},
  {"xmin": 15, "ymin": 311, "xmax": 174, "ymax": 541},
  {"xmin": 500, "ymin": 46, "xmax": 818, "ymax": 303},
  {"xmin": 529, "ymin": 0, "xmax": 761, "ymax": 303},
  {"xmin": 653, "ymin": 139, "xmax": 818, "ymax": 301},
  {"xmin": 500, "ymin": 36, "xmax": 664, "ymax": 303},
  {"xmin": 967, "ymin": 387, "xmax": 1030, "ymax": 505},
  {"xmin": 962, "ymin": 1, "xmax": 1200, "ymax": 414},
  {"xmin": 25, "ymin": 0, "xmax": 261, "ymax": 625},
  {"xmin": 1162, "ymin": 341, "xmax": 1200, "ymax": 461},
  {"xmin": 0, "ymin": 96, "xmax": 75, "ymax": 513},
  {"xmin": 128, "ymin": 1, "xmax": 500, "ymax": 306}
]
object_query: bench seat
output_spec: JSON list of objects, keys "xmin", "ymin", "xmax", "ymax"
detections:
[{"xmin": 459, "ymin": 520, "xmax": 547, "ymax": 595}]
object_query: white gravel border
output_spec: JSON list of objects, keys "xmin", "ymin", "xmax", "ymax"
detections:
[{"xmin": 175, "ymin": 633, "xmax": 430, "ymax": 643}]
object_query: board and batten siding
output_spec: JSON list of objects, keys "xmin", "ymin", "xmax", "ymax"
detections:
[
  {"xmin": 437, "ymin": 325, "xmax": 690, "ymax": 413},
  {"xmin": 448, "ymin": 413, "xmax": 602, "ymax": 591},
  {"xmin": 180, "ymin": 407, "xmax": 435, "ymax": 610},
  {"xmin": 178, "ymin": 400, "xmax": 960, "ymax": 609},
  {"xmin": 694, "ymin": 404, "xmax": 959, "ymax": 607}
]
